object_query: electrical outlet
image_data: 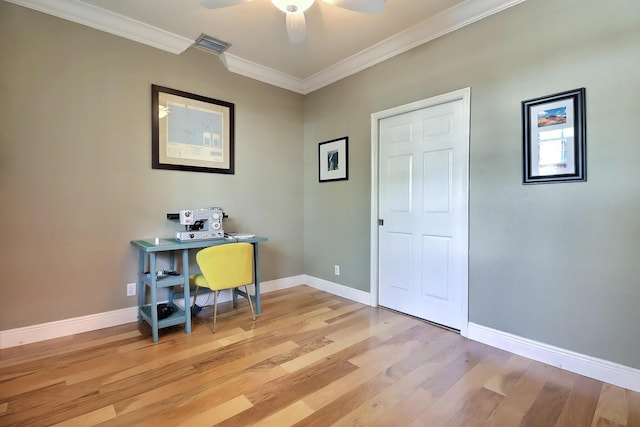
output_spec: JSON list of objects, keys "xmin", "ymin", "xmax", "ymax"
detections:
[
  {"xmin": 126, "ymin": 282, "xmax": 136, "ymax": 297},
  {"xmin": 334, "ymin": 265, "xmax": 340, "ymax": 275}
]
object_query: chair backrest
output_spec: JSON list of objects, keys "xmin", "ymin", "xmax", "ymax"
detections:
[{"xmin": 195, "ymin": 242, "xmax": 253, "ymax": 291}]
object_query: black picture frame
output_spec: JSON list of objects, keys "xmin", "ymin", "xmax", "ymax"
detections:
[
  {"xmin": 522, "ymin": 88, "xmax": 586, "ymax": 184},
  {"xmin": 152, "ymin": 84, "xmax": 235, "ymax": 174},
  {"xmin": 319, "ymin": 137, "xmax": 349, "ymax": 182}
]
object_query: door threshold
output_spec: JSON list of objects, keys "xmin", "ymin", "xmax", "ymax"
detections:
[{"xmin": 378, "ymin": 306, "xmax": 460, "ymax": 334}]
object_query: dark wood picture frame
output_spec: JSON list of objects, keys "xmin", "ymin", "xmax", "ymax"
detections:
[
  {"xmin": 152, "ymin": 84, "xmax": 235, "ymax": 174},
  {"xmin": 522, "ymin": 88, "xmax": 586, "ymax": 184}
]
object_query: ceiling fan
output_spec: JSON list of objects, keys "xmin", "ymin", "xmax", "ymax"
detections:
[{"xmin": 200, "ymin": 0, "xmax": 386, "ymax": 44}]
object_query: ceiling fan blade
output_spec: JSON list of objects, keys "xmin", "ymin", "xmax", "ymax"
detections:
[
  {"xmin": 200, "ymin": 0, "xmax": 253, "ymax": 9},
  {"xmin": 322, "ymin": 0, "xmax": 385, "ymax": 14},
  {"xmin": 285, "ymin": 11, "xmax": 306, "ymax": 44}
]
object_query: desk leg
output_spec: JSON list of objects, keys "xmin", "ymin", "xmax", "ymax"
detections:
[
  {"xmin": 182, "ymin": 249, "xmax": 191, "ymax": 334},
  {"xmin": 168, "ymin": 251, "xmax": 175, "ymax": 305},
  {"xmin": 254, "ymin": 242, "xmax": 261, "ymax": 314},
  {"xmin": 149, "ymin": 253, "xmax": 159, "ymax": 343},
  {"xmin": 137, "ymin": 250, "xmax": 145, "ymax": 323}
]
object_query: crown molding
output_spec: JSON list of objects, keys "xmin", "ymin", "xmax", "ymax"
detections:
[
  {"xmin": 220, "ymin": 53, "xmax": 308, "ymax": 94},
  {"xmin": 6, "ymin": 0, "xmax": 525, "ymax": 94},
  {"xmin": 303, "ymin": 0, "xmax": 526, "ymax": 94},
  {"xmin": 5, "ymin": 0, "xmax": 193, "ymax": 54}
]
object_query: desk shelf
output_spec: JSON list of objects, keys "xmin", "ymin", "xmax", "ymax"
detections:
[
  {"xmin": 141, "ymin": 274, "xmax": 184, "ymax": 288},
  {"xmin": 139, "ymin": 304, "xmax": 188, "ymax": 329}
]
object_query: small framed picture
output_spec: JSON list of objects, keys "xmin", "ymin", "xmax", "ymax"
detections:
[
  {"xmin": 522, "ymin": 88, "xmax": 586, "ymax": 184},
  {"xmin": 319, "ymin": 137, "xmax": 348, "ymax": 182}
]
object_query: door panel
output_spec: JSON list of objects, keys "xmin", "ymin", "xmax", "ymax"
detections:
[
  {"xmin": 423, "ymin": 149, "xmax": 452, "ymax": 213},
  {"xmin": 421, "ymin": 235, "xmax": 450, "ymax": 300},
  {"xmin": 380, "ymin": 232, "xmax": 412, "ymax": 292},
  {"xmin": 388, "ymin": 155, "xmax": 412, "ymax": 212}
]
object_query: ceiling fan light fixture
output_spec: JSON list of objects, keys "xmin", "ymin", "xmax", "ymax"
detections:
[
  {"xmin": 271, "ymin": 0, "xmax": 314, "ymax": 14},
  {"xmin": 286, "ymin": 11, "xmax": 306, "ymax": 43}
]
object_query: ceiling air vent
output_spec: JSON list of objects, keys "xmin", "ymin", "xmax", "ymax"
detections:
[{"xmin": 193, "ymin": 34, "xmax": 231, "ymax": 55}]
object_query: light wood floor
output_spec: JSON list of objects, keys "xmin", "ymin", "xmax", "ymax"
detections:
[{"xmin": 1, "ymin": 285, "xmax": 639, "ymax": 427}]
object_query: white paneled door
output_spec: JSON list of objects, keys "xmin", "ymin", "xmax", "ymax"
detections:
[{"xmin": 374, "ymin": 89, "xmax": 469, "ymax": 331}]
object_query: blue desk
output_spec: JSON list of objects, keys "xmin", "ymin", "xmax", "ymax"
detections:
[{"xmin": 130, "ymin": 236, "xmax": 267, "ymax": 342}]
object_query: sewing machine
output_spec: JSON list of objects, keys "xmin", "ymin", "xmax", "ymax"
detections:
[{"xmin": 175, "ymin": 207, "xmax": 224, "ymax": 241}]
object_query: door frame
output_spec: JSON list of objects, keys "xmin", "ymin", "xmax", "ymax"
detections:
[{"xmin": 370, "ymin": 87, "xmax": 471, "ymax": 337}]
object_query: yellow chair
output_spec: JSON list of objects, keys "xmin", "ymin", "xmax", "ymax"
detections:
[{"xmin": 190, "ymin": 242, "xmax": 256, "ymax": 333}]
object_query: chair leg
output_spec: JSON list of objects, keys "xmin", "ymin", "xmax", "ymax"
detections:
[
  {"xmin": 212, "ymin": 290, "xmax": 219, "ymax": 333},
  {"xmin": 192, "ymin": 286, "xmax": 200, "ymax": 310},
  {"xmin": 244, "ymin": 285, "xmax": 256, "ymax": 321},
  {"xmin": 191, "ymin": 286, "xmax": 202, "ymax": 316}
]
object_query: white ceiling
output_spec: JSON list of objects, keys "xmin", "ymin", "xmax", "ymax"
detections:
[{"xmin": 6, "ymin": 0, "xmax": 525, "ymax": 93}]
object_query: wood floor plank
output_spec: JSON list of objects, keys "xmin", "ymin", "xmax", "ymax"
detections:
[
  {"xmin": 301, "ymin": 372, "xmax": 399, "ymax": 427},
  {"xmin": 407, "ymin": 344, "xmax": 511, "ymax": 426},
  {"xmin": 110, "ymin": 341, "xmax": 298, "ymax": 417},
  {"xmin": 555, "ymin": 374, "xmax": 603, "ymax": 427},
  {"xmin": 104, "ymin": 367, "xmax": 288, "ymax": 427},
  {"xmin": 483, "ymin": 354, "xmax": 532, "ymax": 396},
  {"xmin": 519, "ymin": 367, "xmax": 574, "ymax": 427},
  {"xmin": 482, "ymin": 359, "xmax": 554, "ymax": 427},
  {"xmin": 366, "ymin": 385, "xmax": 434, "ymax": 427},
  {"xmin": 50, "ymin": 405, "xmax": 117, "ymax": 426},
  {"xmin": 221, "ymin": 360, "xmax": 359, "ymax": 425},
  {"xmin": 1, "ymin": 285, "xmax": 638, "ymax": 427},
  {"xmin": 97, "ymin": 338, "xmax": 224, "ymax": 386},
  {"xmin": 323, "ymin": 329, "xmax": 470, "ymax": 426},
  {"xmin": 216, "ymin": 307, "xmax": 332, "ymax": 347},
  {"xmin": 628, "ymin": 388, "xmax": 640, "ymax": 427},
  {"xmin": 591, "ymin": 383, "xmax": 632, "ymax": 427},
  {"xmin": 175, "ymin": 395, "xmax": 253, "ymax": 427},
  {"xmin": 253, "ymin": 400, "xmax": 315, "ymax": 427},
  {"xmin": 0, "ymin": 374, "xmax": 65, "ymax": 401},
  {"xmin": 444, "ymin": 387, "xmax": 504, "ymax": 427},
  {"xmin": 1, "ymin": 365, "xmax": 196, "ymax": 426},
  {"xmin": 417, "ymin": 339, "xmax": 495, "ymax": 399},
  {"xmin": 0, "ymin": 327, "xmax": 141, "ymax": 368},
  {"xmin": 281, "ymin": 314, "xmax": 412, "ymax": 373},
  {"xmin": 295, "ymin": 337, "xmax": 427, "ymax": 425},
  {"xmin": 593, "ymin": 419, "xmax": 626, "ymax": 427}
]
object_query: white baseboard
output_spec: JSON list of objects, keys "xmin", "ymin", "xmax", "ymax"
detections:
[
  {"xmin": 262, "ymin": 274, "xmax": 308, "ymax": 292},
  {"xmin": 303, "ymin": 275, "xmax": 372, "ymax": 306},
  {"xmin": 467, "ymin": 322, "xmax": 640, "ymax": 393},
  {"xmin": 0, "ymin": 306, "xmax": 139, "ymax": 349}
]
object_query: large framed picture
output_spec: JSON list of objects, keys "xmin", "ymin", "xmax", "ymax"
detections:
[
  {"xmin": 319, "ymin": 137, "xmax": 348, "ymax": 182},
  {"xmin": 522, "ymin": 88, "xmax": 586, "ymax": 184},
  {"xmin": 152, "ymin": 85, "xmax": 235, "ymax": 174}
]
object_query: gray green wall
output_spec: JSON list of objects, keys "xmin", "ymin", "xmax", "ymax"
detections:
[
  {"xmin": 0, "ymin": 2, "xmax": 304, "ymax": 330},
  {"xmin": 303, "ymin": 0, "xmax": 640, "ymax": 369}
]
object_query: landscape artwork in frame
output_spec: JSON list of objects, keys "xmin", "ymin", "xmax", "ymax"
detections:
[
  {"xmin": 152, "ymin": 84, "xmax": 235, "ymax": 174},
  {"xmin": 319, "ymin": 137, "xmax": 349, "ymax": 182},
  {"xmin": 522, "ymin": 88, "xmax": 586, "ymax": 184}
]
